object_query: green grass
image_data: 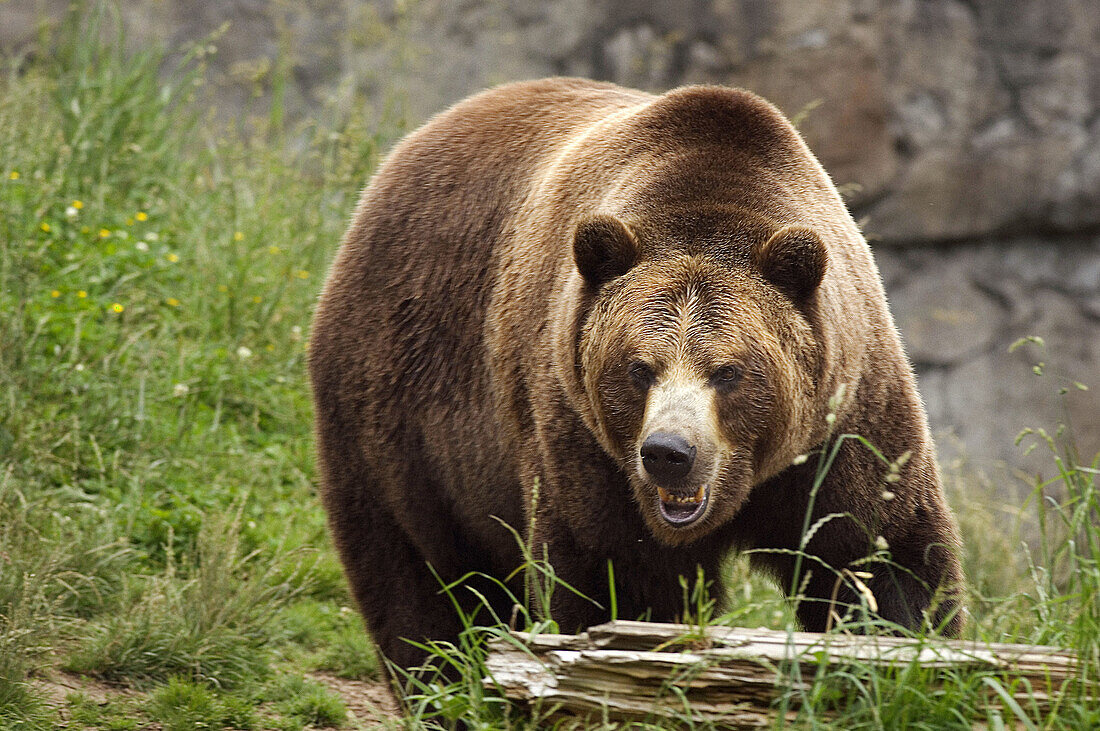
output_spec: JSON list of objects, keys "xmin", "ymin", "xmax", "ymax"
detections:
[
  {"xmin": 66, "ymin": 692, "xmax": 142, "ymax": 731},
  {"xmin": 265, "ymin": 674, "xmax": 349, "ymax": 729},
  {"xmin": 0, "ymin": 2, "xmax": 381, "ymax": 727},
  {"xmin": 146, "ymin": 677, "xmax": 259, "ymax": 731},
  {"xmin": 2, "ymin": 3, "xmax": 1098, "ymax": 729}
]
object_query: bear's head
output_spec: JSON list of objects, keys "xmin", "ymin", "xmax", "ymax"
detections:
[{"xmin": 571, "ymin": 212, "xmax": 827, "ymax": 545}]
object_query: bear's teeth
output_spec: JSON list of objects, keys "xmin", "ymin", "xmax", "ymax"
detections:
[{"xmin": 656, "ymin": 486, "xmax": 706, "ymax": 504}]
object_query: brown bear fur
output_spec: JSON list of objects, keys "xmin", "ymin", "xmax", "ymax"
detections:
[{"xmin": 309, "ymin": 77, "xmax": 965, "ymax": 671}]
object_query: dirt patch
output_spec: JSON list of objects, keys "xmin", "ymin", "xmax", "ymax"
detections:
[
  {"xmin": 31, "ymin": 670, "xmax": 151, "ymax": 728},
  {"xmin": 31, "ymin": 668, "xmax": 404, "ymax": 729},
  {"xmin": 32, "ymin": 669, "xmax": 143, "ymax": 708},
  {"xmin": 311, "ymin": 672, "xmax": 403, "ymax": 728}
]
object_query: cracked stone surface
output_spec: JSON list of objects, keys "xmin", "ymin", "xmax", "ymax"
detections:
[
  {"xmin": 878, "ymin": 238, "xmax": 1100, "ymax": 474},
  {"xmin": 4, "ymin": 0, "xmax": 1098, "ymax": 474},
  {"xmin": 889, "ymin": 263, "xmax": 1005, "ymax": 366},
  {"xmin": 6, "ymin": 0, "xmax": 1098, "ymax": 240}
]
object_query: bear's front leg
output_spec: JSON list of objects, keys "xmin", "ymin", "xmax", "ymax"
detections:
[
  {"xmin": 746, "ymin": 441, "xmax": 964, "ymax": 636},
  {"xmin": 526, "ymin": 506, "xmax": 614, "ymax": 634},
  {"xmin": 529, "ymin": 501, "xmax": 732, "ymax": 632}
]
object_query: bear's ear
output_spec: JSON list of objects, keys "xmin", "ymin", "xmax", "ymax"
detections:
[
  {"xmin": 754, "ymin": 226, "xmax": 828, "ymax": 302},
  {"xmin": 573, "ymin": 214, "xmax": 640, "ymax": 287}
]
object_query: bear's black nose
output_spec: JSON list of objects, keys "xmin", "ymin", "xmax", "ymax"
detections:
[{"xmin": 640, "ymin": 432, "xmax": 696, "ymax": 484}]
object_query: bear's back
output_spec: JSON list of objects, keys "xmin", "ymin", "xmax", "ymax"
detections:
[
  {"xmin": 309, "ymin": 80, "xmax": 655, "ymax": 562},
  {"xmin": 312, "ymin": 78, "xmax": 648, "ymax": 409}
]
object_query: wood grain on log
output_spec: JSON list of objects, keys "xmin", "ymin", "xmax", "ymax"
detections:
[{"xmin": 483, "ymin": 620, "xmax": 1088, "ymax": 728}]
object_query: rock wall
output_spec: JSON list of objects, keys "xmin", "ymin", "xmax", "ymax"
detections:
[
  {"xmin": 879, "ymin": 238, "xmax": 1100, "ymax": 477},
  {"xmin": 4, "ymin": 0, "xmax": 1097, "ymax": 475}
]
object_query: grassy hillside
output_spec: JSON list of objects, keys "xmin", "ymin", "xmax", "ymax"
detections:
[
  {"xmin": 1, "ymin": 4, "xmax": 1096, "ymax": 729},
  {"xmin": 0, "ymin": 5, "xmax": 390, "ymax": 728}
]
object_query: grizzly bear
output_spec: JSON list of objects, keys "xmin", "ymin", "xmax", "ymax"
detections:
[{"xmin": 309, "ymin": 77, "xmax": 964, "ymax": 671}]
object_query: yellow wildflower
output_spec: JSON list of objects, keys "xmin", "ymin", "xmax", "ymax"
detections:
[
  {"xmin": 268, "ymin": 245, "xmax": 281, "ymax": 255},
  {"xmin": 136, "ymin": 211, "xmax": 148, "ymax": 221},
  {"xmin": 77, "ymin": 290, "xmax": 87, "ymax": 298},
  {"xmin": 111, "ymin": 303, "xmax": 124, "ymax": 313},
  {"xmin": 72, "ymin": 200, "xmax": 83, "ymax": 209},
  {"xmin": 50, "ymin": 290, "xmax": 61, "ymax": 298},
  {"xmin": 166, "ymin": 297, "xmax": 180, "ymax": 307},
  {"xmin": 40, "ymin": 222, "xmax": 51, "ymax": 233},
  {"xmin": 166, "ymin": 253, "xmax": 180, "ymax": 263},
  {"xmin": 252, "ymin": 295, "xmax": 262, "ymax": 304},
  {"xmin": 8, "ymin": 171, "xmax": 18, "ymax": 180},
  {"xmin": 99, "ymin": 228, "xmax": 110, "ymax": 238},
  {"xmin": 234, "ymin": 231, "xmax": 244, "ymax": 241}
]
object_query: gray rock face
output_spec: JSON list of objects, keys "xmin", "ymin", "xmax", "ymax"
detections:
[
  {"xmin": 889, "ymin": 265, "xmax": 1005, "ymax": 366},
  {"xmin": 880, "ymin": 239, "xmax": 1100, "ymax": 475},
  {"xmin": 4, "ymin": 0, "xmax": 1098, "ymax": 474},
  {"xmin": 7, "ymin": 0, "xmax": 1097, "ymax": 242}
]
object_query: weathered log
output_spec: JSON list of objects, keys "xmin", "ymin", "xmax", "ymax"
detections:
[{"xmin": 483, "ymin": 620, "xmax": 1088, "ymax": 727}]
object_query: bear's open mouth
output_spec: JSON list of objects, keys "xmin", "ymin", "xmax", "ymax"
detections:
[{"xmin": 656, "ymin": 485, "xmax": 709, "ymax": 526}]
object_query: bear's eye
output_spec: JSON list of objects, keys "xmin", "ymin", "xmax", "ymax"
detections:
[
  {"xmin": 711, "ymin": 365, "xmax": 743, "ymax": 391},
  {"xmin": 627, "ymin": 361, "xmax": 655, "ymax": 391}
]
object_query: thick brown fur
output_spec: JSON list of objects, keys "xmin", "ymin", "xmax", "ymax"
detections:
[{"xmin": 309, "ymin": 78, "xmax": 965, "ymax": 671}]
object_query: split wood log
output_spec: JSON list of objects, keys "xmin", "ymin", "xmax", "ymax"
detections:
[{"xmin": 483, "ymin": 620, "xmax": 1089, "ymax": 728}]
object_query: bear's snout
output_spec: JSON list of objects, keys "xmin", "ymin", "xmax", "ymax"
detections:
[{"xmin": 640, "ymin": 431, "xmax": 696, "ymax": 485}]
